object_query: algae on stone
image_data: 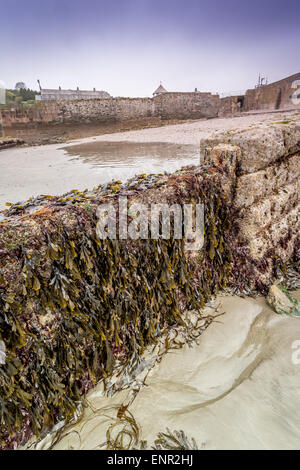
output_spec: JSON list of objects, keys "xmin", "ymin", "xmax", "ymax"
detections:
[{"xmin": 267, "ymin": 284, "xmax": 300, "ymax": 317}]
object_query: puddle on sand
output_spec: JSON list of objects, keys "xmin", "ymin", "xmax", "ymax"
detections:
[
  {"xmin": 63, "ymin": 140, "xmax": 200, "ymax": 173},
  {"xmin": 0, "ymin": 141, "xmax": 199, "ymax": 210}
]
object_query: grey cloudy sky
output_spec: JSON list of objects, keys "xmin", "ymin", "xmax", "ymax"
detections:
[{"xmin": 1, "ymin": 0, "xmax": 299, "ymax": 96}]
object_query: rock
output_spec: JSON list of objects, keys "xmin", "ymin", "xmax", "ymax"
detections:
[
  {"xmin": 267, "ymin": 284, "xmax": 300, "ymax": 317},
  {"xmin": 200, "ymin": 120, "xmax": 300, "ymax": 174},
  {"xmin": 0, "ymin": 138, "xmax": 24, "ymax": 150},
  {"xmin": 0, "ymin": 340, "xmax": 6, "ymax": 365}
]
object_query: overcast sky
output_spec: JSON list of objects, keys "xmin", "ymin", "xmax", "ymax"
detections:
[{"xmin": 1, "ymin": 0, "xmax": 299, "ymax": 96}]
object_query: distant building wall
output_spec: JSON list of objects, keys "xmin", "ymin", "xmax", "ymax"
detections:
[{"xmin": 40, "ymin": 89, "xmax": 111, "ymax": 101}]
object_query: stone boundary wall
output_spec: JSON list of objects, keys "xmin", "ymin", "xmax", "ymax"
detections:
[
  {"xmin": 219, "ymin": 96, "xmax": 244, "ymax": 116},
  {"xmin": 153, "ymin": 92, "xmax": 220, "ymax": 119},
  {"xmin": 201, "ymin": 119, "xmax": 300, "ymax": 288},
  {"xmin": 0, "ymin": 92, "xmax": 219, "ymax": 128},
  {"xmin": 0, "ymin": 102, "xmax": 60, "ymax": 127}
]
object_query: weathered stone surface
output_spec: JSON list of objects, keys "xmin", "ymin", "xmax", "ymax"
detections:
[
  {"xmin": 238, "ymin": 179, "xmax": 300, "ymax": 236},
  {"xmin": 202, "ymin": 143, "xmax": 240, "ymax": 196},
  {"xmin": 234, "ymin": 153, "xmax": 300, "ymax": 208},
  {"xmin": 202, "ymin": 143, "xmax": 241, "ymax": 170},
  {"xmin": 247, "ymin": 206, "xmax": 300, "ymax": 260},
  {"xmin": 202, "ymin": 123, "xmax": 299, "ymax": 263},
  {"xmin": 201, "ymin": 121, "xmax": 300, "ymax": 174},
  {"xmin": 267, "ymin": 285, "xmax": 300, "ymax": 316}
]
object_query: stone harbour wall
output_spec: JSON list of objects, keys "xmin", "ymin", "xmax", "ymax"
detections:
[
  {"xmin": 201, "ymin": 119, "xmax": 300, "ymax": 288},
  {"xmin": 1, "ymin": 92, "xmax": 219, "ymax": 128},
  {"xmin": 58, "ymin": 97, "xmax": 155, "ymax": 123},
  {"xmin": 219, "ymin": 96, "xmax": 244, "ymax": 116},
  {"xmin": 0, "ymin": 102, "xmax": 60, "ymax": 127},
  {"xmin": 153, "ymin": 92, "xmax": 220, "ymax": 119},
  {"xmin": 1, "ymin": 73, "xmax": 300, "ymax": 128},
  {"xmin": 243, "ymin": 73, "xmax": 300, "ymax": 111}
]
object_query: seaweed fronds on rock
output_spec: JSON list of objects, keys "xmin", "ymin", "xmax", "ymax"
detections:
[{"xmin": 0, "ymin": 163, "xmax": 234, "ymax": 449}]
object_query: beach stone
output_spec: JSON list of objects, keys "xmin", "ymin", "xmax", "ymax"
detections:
[
  {"xmin": 0, "ymin": 138, "xmax": 24, "ymax": 150},
  {"xmin": 267, "ymin": 285, "xmax": 300, "ymax": 317}
]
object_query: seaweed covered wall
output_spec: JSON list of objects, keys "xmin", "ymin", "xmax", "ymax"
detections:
[
  {"xmin": 0, "ymin": 165, "xmax": 234, "ymax": 449},
  {"xmin": 201, "ymin": 119, "xmax": 300, "ymax": 292},
  {"xmin": 0, "ymin": 119, "xmax": 299, "ymax": 448}
]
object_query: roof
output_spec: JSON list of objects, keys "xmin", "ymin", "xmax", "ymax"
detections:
[
  {"xmin": 41, "ymin": 89, "xmax": 110, "ymax": 96},
  {"xmin": 153, "ymin": 84, "xmax": 168, "ymax": 95}
]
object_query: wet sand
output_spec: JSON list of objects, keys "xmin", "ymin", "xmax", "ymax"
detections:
[
  {"xmin": 31, "ymin": 291, "xmax": 300, "ymax": 450},
  {"xmin": 1, "ymin": 110, "xmax": 299, "ymax": 210},
  {"xmin": 3, "ymin": 118, "xmax": 184, "ymax": 146},
  {"xmin": 66, "ymin": 109, "xmax": 300, "ymax": 146}
]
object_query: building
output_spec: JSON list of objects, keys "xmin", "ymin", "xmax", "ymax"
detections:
[
  {"xmin": 37, "ymin": 85, "xmax": 111, "ymax": 101},
  {"xmin": 153, "ymin": 83, "xmax": 168, "ymax": 96}
]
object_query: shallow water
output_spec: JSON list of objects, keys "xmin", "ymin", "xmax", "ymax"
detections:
[
  {"xmin": 0, "ymin": 141, "xmax": 199, "ymax": 209},
  {"xmin": 30, "ymin": 291, "xmax": 300, "ymax": 450},
  {"xmin": 64, "ymin": 141, "xmax": 200, "ymax": 169}
]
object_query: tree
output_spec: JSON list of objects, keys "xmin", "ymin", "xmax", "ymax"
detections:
[
  {"xmin": 15, "ymin": 82, "xmax": 26, "ymax": 90},
  {"xmin": 19, "ymin": 88, "xmax": 36, "ymax": 101}
]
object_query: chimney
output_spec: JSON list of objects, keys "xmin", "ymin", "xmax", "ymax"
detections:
[
  {"xmin": 59, "ymin": 86, "xmax": 61, "ymax": 91},
  {"xmin": 93, "ymin": 88, "xmax": 96, "ymax": 92},
  {"xmin": 77, "ymin": 87, "xmax": 79, "ymax": 91},
  {"xmin": 194, "ymin": 87, "xmax": 198, "ymax": 92}
]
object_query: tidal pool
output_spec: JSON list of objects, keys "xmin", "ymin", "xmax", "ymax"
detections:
[{"xmin": 0, "ymin": 141, "xmax": 199, "ymax": 209}]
